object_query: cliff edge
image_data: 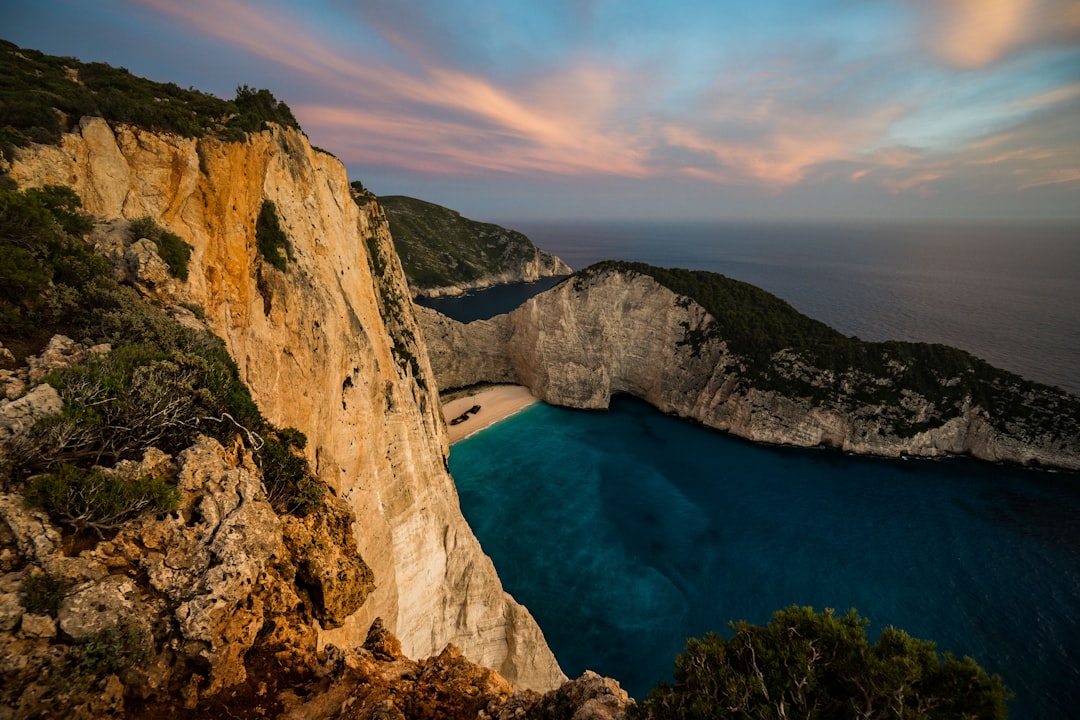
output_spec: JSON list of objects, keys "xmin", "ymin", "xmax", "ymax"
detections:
[
  {"xmin": 418, "ymin": 264, "xmax": 1080, "ymax": 471},
  {"xmin": 6, "ymin": 117, "xmax": 565, "ymax": 691}
]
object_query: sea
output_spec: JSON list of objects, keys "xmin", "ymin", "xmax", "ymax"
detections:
[{"xmin": 434, "ymin": 220, "xmax": 1080, "ymax": 719}]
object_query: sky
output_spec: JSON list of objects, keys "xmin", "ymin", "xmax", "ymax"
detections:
[{"xmin": 4, "ymin": 0, "xmax": 1080, "ymax": 223}]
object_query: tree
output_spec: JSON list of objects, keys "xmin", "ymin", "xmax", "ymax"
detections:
[{"xmin": 635, "ymin": 606, "xmax": 1010, "ymax": 720}]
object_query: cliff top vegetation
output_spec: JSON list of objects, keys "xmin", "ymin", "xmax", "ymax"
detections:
[
  {"xmin": 0, "ymin": 39, "xmax": 299, "ymax": 162},
  {"xmin": 378, "ymin": 194, "xmax": 564, "ymax": 292},
  {"xmin": 574, "ymin": 261, "xmax": 1080, "ymax": 441}
]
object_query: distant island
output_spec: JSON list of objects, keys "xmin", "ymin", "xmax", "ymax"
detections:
[{"xmin": 378, "ymin": 195, "xmax": 570, "ymax": 297}]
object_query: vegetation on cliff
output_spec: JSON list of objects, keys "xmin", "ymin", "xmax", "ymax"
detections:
[
  {"xmin": 255, "ymin": 199, "xmax": 293, "ymax": 272},
  {"xmin": 635, "ymin": 606, "xmax": 1009, "ymax": 720},
  {"xmin": 0, "ymin": 39, "xmax": 299, "ymax": 161},
  {"xmin": 129, "ymin": 216, "xmax": 192, "ymax": 281},
  {"xmin": 378, "ymin": 194, "xmax": 568, "ymax": 294},
  {"xmin": 0, "ymin": 184, "xmax": 322, "ymax": 517},
  {"xmin": 574, "ymin": 261, "xmax": 1080, "ymax": 444}
]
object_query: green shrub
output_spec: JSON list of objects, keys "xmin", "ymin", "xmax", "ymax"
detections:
[
  {"xmin": 0, "ymin": 185, "xmax": 110, "ymax": 340},
  {"xmin": 25, "ymin": 463, "xmax": 179, "ymax": 533},
  {"xmin": 129, "ymin": 216, "xmax": 192, "ymax": 281},
  {"xmin": 260, "ymin": 430, "xmax": 322, "ymax": 516},
  {"xmin": 24, "ymin": 185, "xmax": 94, "ymax": 236},
  {"xmin": 635, "ymin": 606, "xmax": 1010, "ymax": 720},
  {"xmin": 70, "ymin": 623, "xmax": 148, "ymax": 680},
  {"xmin": 2, "ymin": 39, "xmax": 302, "ymax": 154},
  {"xmin": 20, "ymin": 571, "xmax": 73, "ymax": 616},
  {"xmin": 255, "ymin": 199, "xmax": 292, "ymax": 271}
]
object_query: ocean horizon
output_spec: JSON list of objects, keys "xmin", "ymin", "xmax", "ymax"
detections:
[
  {"xmin": 442, "ymin": 219, "xmax": 1080, "ymax": 720},
  {"xmin": 425, "ymin": 219, "xmax": 1079, "ymax": 395}
]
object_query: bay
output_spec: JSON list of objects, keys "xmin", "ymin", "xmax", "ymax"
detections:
[{"xmin": 450, "ymin": 396, "xmax": 1080, "ymax": 719}]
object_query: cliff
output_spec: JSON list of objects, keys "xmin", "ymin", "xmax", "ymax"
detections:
[
  {"xmin": 379, "ymin": 195, "xmax": 571, "ymax": 297},
  {"xmin": 417, "ymin": 265, "xmax": 1080, "ymax": 471},
  {"xmin": 4, "ymin": 117, "xmax": 565, "ymax": 692}
]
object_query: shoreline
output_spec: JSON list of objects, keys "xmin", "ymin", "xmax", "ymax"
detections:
[{"xmin": 442, "ymin": 384, "xmax": 539, "ymax": 444}]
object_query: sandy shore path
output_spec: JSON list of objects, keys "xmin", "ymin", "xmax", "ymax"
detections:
[{"xmin": 442, "ymin": 385, "xmax": 539, "ymax": 444}]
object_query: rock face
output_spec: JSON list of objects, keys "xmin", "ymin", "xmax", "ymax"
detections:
[
  {"xmin": 280, "ymin": 621, "xmax": 631, "ymax": 720},
  {"xmin": 8, "ymin": 118, "xmax": 564, "ymax": 690},
  {"xmin": 0, "ymin": 438, "xmax": 341, "ymax": 716},
  {"xmin": 417, "ymin": 269, "xmax": 1080, "ymax": 472},
  {"xmin": 380, "ymin": 195, "xmax": 571, "ymax": 297}
]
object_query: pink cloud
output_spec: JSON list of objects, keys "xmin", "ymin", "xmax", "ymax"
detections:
[
  {"xmin": 129, "ymin": 0, "xmax": 1080, "ymax": 202},
  {"xmin": 916, "ymin": 0, "xmax": 1080, "ymax": 68}
]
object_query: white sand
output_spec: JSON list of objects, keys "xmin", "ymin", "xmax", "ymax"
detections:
[{"xmin": 443, "ymin": 385, "xmax": 539, "ymax": 444}]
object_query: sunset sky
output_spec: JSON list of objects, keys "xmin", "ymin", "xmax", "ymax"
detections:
[{"xmin": 5, "ymin": 0, "xmax": 1080, "ymax": 222}]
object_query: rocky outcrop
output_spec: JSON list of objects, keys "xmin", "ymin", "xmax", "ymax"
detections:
[
  {"xmin": 0, "ymin": 437, "xmax": 341, "ymax": 716},
  {"xmin": 418, "ymin": 268, "xmax": 1080, "ymax": 471},
  {"xmin": 380, "ymin": 195, "xmax": 571, "ymax": 298},
  {"xmin": 280, "ymin": 620, "xmax": 631, "ymax": 720},
  {"xmin": 8, "ymin": 118, "xmax": 564, "ymax": 690}
]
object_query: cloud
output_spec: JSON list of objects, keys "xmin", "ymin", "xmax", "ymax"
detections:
[
  {"xmin": 128, "ymin": 0, "xmax": 1080, "ymax": 209},
  {"xmin": 916, "ymin": 0, "xmax": 1080, "ymax": 68}
]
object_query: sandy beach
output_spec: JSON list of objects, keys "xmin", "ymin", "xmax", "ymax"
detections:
[{"xmin": 442, "ymin": 385, "xmax": 539, "ymax": 444}]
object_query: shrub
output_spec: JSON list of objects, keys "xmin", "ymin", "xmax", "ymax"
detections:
[
  {"xmin": 129, "ymin": 216, "xmax": 192, "ymax": 281},
  {"xmin": 24, "ymin": 463, "xmax": 180, "ymax": 534},
  {"xmin": 0, "ymin": 185, "xmax": 110, "ymax": 340},
  {"xmin": 255, "ymin": 199, "xmax": 292, "ymax": 271},
  {"xmin": 634, "ymin": 606, "xmax": 1010, "ymax": 720},
  {"xmin": 231, "ymin": 84, "xmax": 300, "ymax": 132},
  {"xmin": 70, "ymin": 624, "xmax": 148, "ymax": 680},
  {"xmin": 20, "ymin": 571, "xmax": 73, "ymax": 616},
  {"xmin": 2, "ymin": 40, "xmax": 303, "ymax": 153},
  {"xmin": 260, "ymin": 430, "xmax": 323, "ymax": 516},
  {"xmin": 24, "ymin": 185, "xmax": 94, "ymax": 236}
]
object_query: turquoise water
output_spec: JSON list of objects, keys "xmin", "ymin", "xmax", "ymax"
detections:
[{"xmin": 450, "ymin": 396, "xmax": 1080, "ymax": 719}]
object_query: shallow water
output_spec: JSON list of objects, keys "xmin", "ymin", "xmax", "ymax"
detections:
[{"xmin": 451, "ymin": 396, "xmax": 1080, "ymax": 719}]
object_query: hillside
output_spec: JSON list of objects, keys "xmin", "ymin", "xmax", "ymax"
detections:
[
  {"xmin": 418, "ymin": 262, "xmax": 1080, "ymax": 470},
  {"xmin": 379, "ymin": 195, "xmax": 570, "ymax": 297},
  {"xmin": 0, "ymin": 40, "xmax": 578, "ymax": 718}
]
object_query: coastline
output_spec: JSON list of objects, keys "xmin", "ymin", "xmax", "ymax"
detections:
[{"xmin": 443, "ymin": 384, "xmax": 539, "ymax": 444}]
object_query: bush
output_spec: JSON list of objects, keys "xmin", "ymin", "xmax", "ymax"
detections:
[
  {"xmin": 20, "ymin": 571, "xmax": 73, "ymax": 616},
  {"xmin": 255, "ymin": 199, "xmax": 292, "ymax": 271},
  {"xmin": 24, "ymin": 463, "xmax": 180, "ymax": 534},
  {"xmin": 260, "ymin": 430, "xmax": 323, "ymax": 515},
  {"xmin": 2, "ymin": 39, "xmax": 302, "ymax": 154},
  {"xmin": 70, "ymin": 623, "xmax": 148, "ymax": 680},
  {"xmin": 0, "ymin": 185, "xmax": 110, "ymax": 339},
  {"xmin": 129, "ymin": 216, "xmax": 192, "ymax": 281},
  {"xmin": 635, "ymin": 606, "xmax": 1010, "ymax": 720}
]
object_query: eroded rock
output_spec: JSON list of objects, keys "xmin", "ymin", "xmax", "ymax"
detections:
[{"xmin": 0, "ymin": 383, "xmax": 62, "ymax": 442}]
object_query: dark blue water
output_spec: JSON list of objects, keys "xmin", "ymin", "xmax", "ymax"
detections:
[
  {"xmin": 414, "ymin": 276, "xmax": 566, "ymax": 323},
  {"xmin": 451, "ymin": 396, "xmax": 1080, "ymax": 719},
  {"xmin": 473, "ymin": 221, "xmax": 1080, "ymax": 394}
]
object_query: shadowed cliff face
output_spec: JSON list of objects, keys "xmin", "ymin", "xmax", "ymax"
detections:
[
  {"xmin": 416, "ymin": 269, "xmax": 1080, "ymax": 472},
  {"xmin": 7, "ymin": 118, "xmax": 565, "ymax": 691}
]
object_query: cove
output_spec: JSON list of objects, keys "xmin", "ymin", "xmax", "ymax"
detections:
[{"xmin": 450, "ymin": 395, "xmax": 1080, "ymax": 720}]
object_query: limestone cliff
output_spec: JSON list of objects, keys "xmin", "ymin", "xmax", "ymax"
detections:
[
  {"xmin": 7, "ymin": 118, "xmax": 564, "ymax": 690},
  {"xmin": 417, "ymin": 266, "xmax": 1080, "ymax": 472},
  {"xmin": 380, "ymin": 195, "xmax": 571, "ymax": 297}
]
